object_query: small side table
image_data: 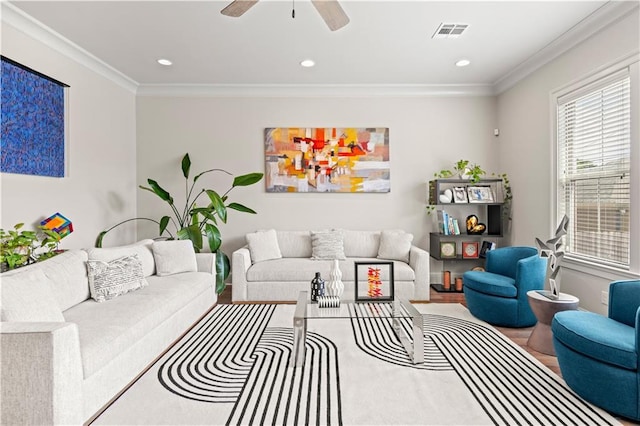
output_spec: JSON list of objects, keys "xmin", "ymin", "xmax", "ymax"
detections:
[{"xmin": 526, "ymin": 290, "xmax": 579, "ymax": 356}]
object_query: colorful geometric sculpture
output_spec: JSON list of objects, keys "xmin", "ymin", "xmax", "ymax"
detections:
[{"xmin": 41, "ymin": 212, "xmax": 73, "ymax": 238}]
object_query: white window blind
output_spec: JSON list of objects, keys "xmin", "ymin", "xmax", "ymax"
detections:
[{"xmin": 557, "ymin": 74, "xmax": 631, "ymax": 268}]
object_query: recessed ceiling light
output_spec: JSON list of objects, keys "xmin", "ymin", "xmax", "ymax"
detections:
[
  {"xmin": 300, "ymin": 59, "xmax": 315, "ymax": 68},
  {"xmin": 157, "ymin": 58, "xmax": 172, "ymax": 66},
  {"xmin": 455, "ymin": 59, "xmax": 471, "ymax": 67}
]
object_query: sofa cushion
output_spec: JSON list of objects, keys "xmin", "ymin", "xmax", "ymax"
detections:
[
  {"xmin": 463, "ymin": 270, "xmax": 517, "ymax": 298},
  {"xmin": 553, "ymin": 311, "xmax": 637, "ymax": 370},
  {"xmin": 86, "ymin": 255, "xmax": 148, "ymax": 303},
  {"xmin": 152, "ymin": 240, "xmax": 198, "ymax": 276},
  {"xmin": 86, "ymin": 239, "xmax": 156, "ymax": 277},
  {"xmin": 311, "ymin": 230, "xmax": 346, "ymax": 260},
  {"xmin": 63, "ymin": 271, "xmax": 214, "ymax": 379},
  {"xmin": 23, "ymin": 250, "xmax": 89, "ymax": 311},
  {"xmin": 341, "ymin": 230, "xmax": 380, "ymax": 258},
  {"xmin": 276, "ymin": 231, "xmax": 312, "ymax": 258},
  {"xmin": 246, "ymin": 229, "xmax": 282, "ymax": 263},
  {"xmin": 0, "ymin": 268, "xmax": 65, "ymax": 322},
  {"xmin": 377, "ymin": 230, "xmax": 413, "ymax": 263},
  {"xmin": 246, "ymin": 258, "xmax": 415, "ymax": 282}
]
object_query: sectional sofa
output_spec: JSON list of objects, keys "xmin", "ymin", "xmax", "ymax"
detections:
[
  {"xmin": 0, "ymin": 239, "xmax": 217, "ymax": 424},
  {"xmin": 232, "ymin": 229, "xmax": 430, "ymax": 302}
]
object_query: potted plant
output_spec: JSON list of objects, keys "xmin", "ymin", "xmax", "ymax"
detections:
[
  {"xmin": 0, "ymin": 223, "xmax": 62, "ymax": 272},
  {"xmin": 96, "ymin": 153, "xmax": 263, "ymax": 295}
]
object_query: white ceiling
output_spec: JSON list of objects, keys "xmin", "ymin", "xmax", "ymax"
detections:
[{"xmin": 7, "ymin": 1, "xmax": 622, "ymax": 90}]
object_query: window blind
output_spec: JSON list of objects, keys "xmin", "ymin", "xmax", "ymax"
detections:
[{"xmin": 557, "ymin": 75, "xmax": 631, "ymax": 268}]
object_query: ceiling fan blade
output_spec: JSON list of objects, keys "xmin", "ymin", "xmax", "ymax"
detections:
[
  {"xmin": 311, "ymin": 0, "xmax": 349, "ymax": 31},
  {"xmin": 221, "ymin": 0, "xmax": 259, "ymax": 18}
]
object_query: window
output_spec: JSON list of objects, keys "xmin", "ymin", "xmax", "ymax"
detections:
[{"xmin": 556, "ymin": 72, "xmax": 631, "ymax": 269}]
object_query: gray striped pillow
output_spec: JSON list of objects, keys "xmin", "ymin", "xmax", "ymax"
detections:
[
  {"xmin": 310, "ymin": 231, "xmax": 346, "ymax": 260},
  {"xmin": 86, "ymin": 254, "xmax": 148, "ymax": 302}
]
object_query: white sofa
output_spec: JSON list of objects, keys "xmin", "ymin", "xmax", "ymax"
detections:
[
  {"xmin": 232, "ymin": 230, "xmax": 430, "ymax": 302},
  {"xmin": 0, "ymin": 240, "xmax": 217, "ymax": 425}
]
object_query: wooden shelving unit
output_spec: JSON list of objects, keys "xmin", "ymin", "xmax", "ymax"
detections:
[{"xmin": 428, "ymin": 178, "xmax": 506, "ymax": 291}]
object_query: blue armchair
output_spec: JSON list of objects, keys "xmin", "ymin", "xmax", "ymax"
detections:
[
  {"xmin": 552, "ymin": 279, "xmax": 640, "ymax": 421},
  {"xmin": 463, "ymin": 246, "xmax": 546, "ymax": 327}
]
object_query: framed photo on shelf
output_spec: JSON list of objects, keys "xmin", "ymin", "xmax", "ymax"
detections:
[
  {"xmin": 479, "ymin": 241, "xmax": 497, "ymax": 258},
  {"xmin": 467, "ymin": 186, "xmax": 494, "ymax": 203},
  {"xmin": 439, "ymin": 241, "xmax": 457, "ymax": 259},
  {"xmin": 354, "ymin": 261, "xmax": 395, "ymax": 302},
  {"xmin": 453, "ymin": 187, "xmax": 468, "ymax": 203},
  {"xmin": 462, "ymin": 241, "xmax": 480, "ymax": 259}
]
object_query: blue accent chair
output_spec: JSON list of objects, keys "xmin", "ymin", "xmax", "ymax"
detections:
[
  {"xmin": 552, "ymin": 279, "xmax": 640, "ymax": 421},
  {"xmin": 463, "ymin": 246, "xmax": 546, "ymax": 327}
]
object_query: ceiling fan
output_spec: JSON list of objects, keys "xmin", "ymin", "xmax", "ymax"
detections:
[{"xmin": 221, "ymin": 0, "xmax": 350, "ymax": 31}]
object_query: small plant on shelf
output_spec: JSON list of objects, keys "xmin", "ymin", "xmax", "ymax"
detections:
[
  {"xmin": 433, "ymin": 159, "xmax": 486, "ymax": 183},
  {"xmin": 493, "ymin": 172, "xmax": 512, "ymax": 222}
]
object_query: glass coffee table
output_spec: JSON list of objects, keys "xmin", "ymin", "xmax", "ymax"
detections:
[{"xmin": 291, "ymin": 291, "xmax": 424, "ymax": 367}]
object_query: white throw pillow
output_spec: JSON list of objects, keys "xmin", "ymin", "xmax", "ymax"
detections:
[
  {"xmin": 0, "ymin": 268, "xmax": 65, "ymax": 322},
  {"xmin": 246, "ymin": 229, "xmax": 282, "ymax": 263},
  {"xmin": 152, "ymin": 240, "xmax": 198, "ymax": 276},
  {"xmin": 311, "ymin": 230, "xmax": 346, "ymax": 260},
  {"xmin": 86, "ymin": 239, "xmax": 156, "ymax": 277},
  {"xmin": 377, "ymin": 230, "xmax": 413, "ymax": 263},
  {"xmin": 86, "ymin": 254, "xmax": 148, "ymax": 302}
]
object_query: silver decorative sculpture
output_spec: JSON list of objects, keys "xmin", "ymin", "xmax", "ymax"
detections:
[{"xmin": 535, "ymin": 215, "xmax": 569, "ymax": 300}]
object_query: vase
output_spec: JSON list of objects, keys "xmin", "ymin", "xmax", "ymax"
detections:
[
  {"xmin": 326, "ymin": 259, "xmax": 344, "ymax": 298},
  {"xmin": 310, "ymin": 272, "xmax": 325, "ymax": 302}
]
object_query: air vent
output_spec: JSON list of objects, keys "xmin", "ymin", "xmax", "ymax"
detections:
[{"xmin": 432, "ymin": 23, "xmax": 469, "ymax": 39}]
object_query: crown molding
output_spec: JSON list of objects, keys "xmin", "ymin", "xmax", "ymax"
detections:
[
  {"xmin": 136, "ymin": 83, "xmax": 494, "ymax": 98},
  {"xmin": 1, "ymin": 2, "xmax": 139, "ymax": 93},
  {"xmin": 3, "ymin": 1, "xmax": 636, "ymax": 98},
  {"xmin": 493, "ymin": 0, "xmax": 640, "ymax": 95}
]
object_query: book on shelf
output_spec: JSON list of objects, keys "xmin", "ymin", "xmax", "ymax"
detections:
[
  {"xmin": 437, "ymin": 209, "xmax": 461, "ymax": 235},
  {"xmin": 452, "ymin": 219, "xmax": 460, "ymax": 235},
  {"xmin": 436, "ymin": 210, "xmax": 446, "ymax": 235}
]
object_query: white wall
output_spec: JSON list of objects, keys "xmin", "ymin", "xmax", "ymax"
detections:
[
  {"xmin": 135, "ymin": 95, "xmax": 498, "ymax": 272},
  {"xmin": 496, "ymin": 8, "xmax": 640, "ymax": 314},
  {"xmin": 0, "ymin": 23, "xmax": 137, "ymax": 249}
]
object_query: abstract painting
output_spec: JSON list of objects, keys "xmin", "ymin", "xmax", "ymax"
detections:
[
  {"xmin": 264, "ymin": 127, "xmax": 389, "ymax": 193},
  {"xmin": 1, "ymin": 56, "xmax": 68, "ymax": 177}
]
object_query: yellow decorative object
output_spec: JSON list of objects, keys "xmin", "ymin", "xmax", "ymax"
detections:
[{"xmin": 466, "ymin": 215, "xmax": 486, "ymax": 235}]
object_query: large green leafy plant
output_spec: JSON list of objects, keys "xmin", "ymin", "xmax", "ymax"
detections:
[{"xmin": 96, "ymin": 153, "xmax": 263, "ymax": 294}]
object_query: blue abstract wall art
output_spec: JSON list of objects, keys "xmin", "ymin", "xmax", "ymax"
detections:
[{"xmin": 1, "ymin": 56, "xmax": 69, "ymax": 177}]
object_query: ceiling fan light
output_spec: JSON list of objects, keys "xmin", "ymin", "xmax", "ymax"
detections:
[{"xmin": 300, "ymin": 59, "xmax": 315, "ymax": 68}]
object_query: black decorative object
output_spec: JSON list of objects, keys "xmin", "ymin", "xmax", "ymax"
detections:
[
  {"xmin": 466, "ymin": 215, "xmax": 486, "ymax": 235},
  {"xmin": 310, "ymin": 272, "xmax": 325, "ymax": 302}
]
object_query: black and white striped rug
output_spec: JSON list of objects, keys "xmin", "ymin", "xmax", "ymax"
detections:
[{"xmin": 93, "ymin": 303, "xmax": 620, "ymax": 425}]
